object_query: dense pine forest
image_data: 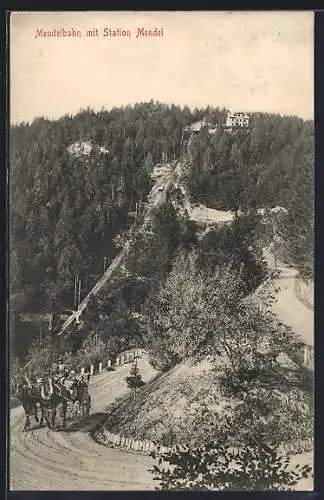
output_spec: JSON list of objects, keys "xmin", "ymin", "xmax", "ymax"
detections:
[{"xmin": 10, "ymin": 101, "xmax": 314, "ymax": 363}]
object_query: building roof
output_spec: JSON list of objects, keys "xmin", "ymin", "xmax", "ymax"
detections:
[
  {"xmin": 184, "ymin": 120, "xmax": 218, "ymax": 133},
  {"xmin": 227, "ymin": 111, "xmax": 249, "ymax": 118},
  {"xmin": 184, "ymin": 121, "xmax": 206, "ymax": 132}
]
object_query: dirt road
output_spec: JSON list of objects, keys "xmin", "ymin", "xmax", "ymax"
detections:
[
  {"xmin": 11, "ymin": 248, "xmax": 314, "ymax": 491},
  {"xmin": 10, "ymin": 356, "xmax": 158, "ymax": 490},
  {"xmin": 10, "ymin": 351, "xmax": 314, "ymax": 491},
  {"xmin": 269, "ymin": 264, "xmax": 314, "ymax": 348},
  {"xmin": 265, "ymin": 260, "xmax": 314, "ymax": 490}
]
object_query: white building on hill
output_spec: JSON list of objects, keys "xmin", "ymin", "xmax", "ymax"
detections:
[{"xmin": 225, "ymin": 111, "xmax": 250, "ymax": 131}]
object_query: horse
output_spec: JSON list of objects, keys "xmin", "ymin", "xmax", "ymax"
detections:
[
  {"xmin": 74, "ymin": 377, "xmax": 91, "ymax": 417},
  {"xmin": 39, "ymin": 375, "xmax": 91, "ymax": 428},
  {"xmin": 40, "ymin": 377, "xmax": 70, "ymax": 429},
  {"xmin": 14, "ymin": 376, "xmax": 45, "ymax": 431}
]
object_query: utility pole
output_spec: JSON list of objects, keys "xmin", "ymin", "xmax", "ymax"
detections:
[
  {"xmin": 74, "ymin": 274, "xmax": 78, "ymax": 308},
  {"xmin": 48, "ymin": 313, "xmax": 53, "ymax": 332},
  {"xmin": 162, "ymin": 152, "xmax": 167, "ymax": 165},
  {"xmin": 78, "ymin": 279, "xmax": 82, "ymax": 307},
  {"xmin": 180, "ymin": 129, "xmax": 184, "ymax": 148}
]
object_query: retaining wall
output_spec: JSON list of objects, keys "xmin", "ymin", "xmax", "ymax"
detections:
[
  {"xmin": 95, "ymin": 428, "xmax": 180, "ymax": 456},
  {"xmin": 95, "ymin": 427, "xmax": 313, "ymax": 458},
  {"xmin": 92, "ymin": 343, "xmax": 313, "ymax": 458},
  {"xmin": 257, "ymin": 297, "xmax": 314, "ymax": 370},
  {"xmin": 295, "ymin": 278, "xmax": 314, "ymax": 310}
]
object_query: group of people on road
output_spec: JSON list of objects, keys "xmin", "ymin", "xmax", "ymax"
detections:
[
  {"xmin": 19, "ymin": 366, "xmax": 91, "ymax": 404},
  {"xmin": 14, "ymin": 366, "xmax": 92, "ymax": 431}
]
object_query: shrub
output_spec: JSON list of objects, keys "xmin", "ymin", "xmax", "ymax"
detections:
[
  {"xmin": 150, "ymin": 441, "xmax": 312, "ymax": 491},
  {"xmin": 74, "ymin": 331, "xmax": 107, "ymax": 368},
  {"xmin": 24, "ymin": 335, "xmax": 60, "ymax": 379}
]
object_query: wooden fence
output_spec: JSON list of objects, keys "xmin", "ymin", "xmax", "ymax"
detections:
[{"xmin": 58, "ymin": 348, "xmax": 144, "ymax": 377}]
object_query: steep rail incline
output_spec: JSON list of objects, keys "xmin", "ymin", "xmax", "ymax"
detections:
[
  {"xmin": 57, "ymin": 242, "xmax": 131, "ymax": 335},
  {"xmin": 57, "ymin": 173, "xmax": 174, "ymax": 336}
]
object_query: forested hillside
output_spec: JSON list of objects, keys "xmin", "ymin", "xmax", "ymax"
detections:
[
  {"xmin": 181, "ymin": 113, "xmax": 313, "ymax": 276},
  {"xmin": 10, "ymin": 102, "xmax": 314, "ymax": 361},
  {"xmin": 11, "ymin": 102, "xmax": 193, "ymax": 314}
]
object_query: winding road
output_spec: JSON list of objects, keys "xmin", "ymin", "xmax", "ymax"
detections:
[
  {"xmin": 10, "ymin": 352, "xmax": 314, "ymax": 491},
  {"xmin": 10, "ymin": 202, "xmax": 314, "ymax": 491},
  {"xmin": 271, "ymin": 265, "xmax": 314, "ymax": 348},
  {"xmin": 10, "ymin": 356, "xmax": 158, "ymax": 490}
]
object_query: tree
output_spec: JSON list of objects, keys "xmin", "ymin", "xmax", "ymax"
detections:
[
  {"xmin": 25, "ymin": 335, "xmax": 60, "ymax": 379},
  {"xmin": 125, "ymin": 358, "xmax": 145, "ymax": 400},
  {"xmin": 10, "ymin": 105, "xmax": 313, "ymax": 364},
  {"xmin": 197, "ymin": 211, "xmax": 267, "ymax": 294},
  {"xmin": 75, "ymin": 331, "xmax": 106, "ymax": 368},
  {"xmin": 143, "ymin": 250, "xmax": 250, "ymax": 364},
  {"xmin": 150, "ymin": 441, "xmax": 312, "ymax": 491}
]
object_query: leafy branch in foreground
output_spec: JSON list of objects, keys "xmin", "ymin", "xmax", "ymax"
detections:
[{"xmin": 150, "ymin": 441, "xmax": 312, "ymax": 491}]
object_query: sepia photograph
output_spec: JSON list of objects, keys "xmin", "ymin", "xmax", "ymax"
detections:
[{"xmin": 9, "ymin": 10, "xmax": 314, "ymax": 491}]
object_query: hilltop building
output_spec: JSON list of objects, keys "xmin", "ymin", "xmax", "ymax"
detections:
[
  {"xmin": 182, "ymin": 118, "xmax": 218, "ymax": 148},
  {"xmin": 183, "ymin": 117, "xmax": 218, "ymax": 135},
  {"xmin": 224, "ymin": 111, "xmax": 250, "ymax": 131}
]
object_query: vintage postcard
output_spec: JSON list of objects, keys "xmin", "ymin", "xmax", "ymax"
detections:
[{"xmin": 9, "ymin": 11, "xmax": 314, "ymax": 491}]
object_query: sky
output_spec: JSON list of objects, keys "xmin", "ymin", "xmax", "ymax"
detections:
[{"xmin": 10, "ymin": 11, "xmax": 314, "ymax": 124}]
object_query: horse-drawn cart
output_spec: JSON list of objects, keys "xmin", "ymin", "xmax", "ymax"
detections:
[
  {"xmin": 61, "ymin": 375, "xmax": 91, "ymax": 420},
  {"xmin": 14, "ymin": 373, "xmax": 92, "ymax": 431}
]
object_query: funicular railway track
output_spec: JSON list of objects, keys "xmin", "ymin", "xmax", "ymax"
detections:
[
  {"xmin": 10, "ymin": 151, "xmax": 314, "ymax": 491},
  {"xmin": 11, "ymin": 162, "xmax": 175, "ymax": 490},
  {"xmin": 57, "ymin": 167, "xmax": 175, "ymax": 337}
]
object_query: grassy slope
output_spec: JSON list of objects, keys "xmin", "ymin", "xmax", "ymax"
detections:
[
  {"xmin": 103, "ymin": 352, "xmax": 312, "ymax": 452},
  {"xmin": 104, "ymin": 356, "xmax": 228, "ymax": 447}
]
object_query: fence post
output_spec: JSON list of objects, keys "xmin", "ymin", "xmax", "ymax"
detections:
[
  {"xmin": 90, "ymin": 364, "xmax": 94, "ymax": 376},
  {"xmin": 80, "ymin": 367, "xmax": 85, "ymax": 375},
  {"xmin": 258, "ymin": 299, "xmax": 263, "ymax": 314},
  {"xmin": 99, "ymin": 362, "xmax": 103, "ymax": 373},
  {"xmin": 107, "ymin": 359, "xmax": 111, "ymax": 369},
  {"xmin": 121, "ymin": 355, "xmax": 125, "ymax": 365},
  {"xmin": 116, "ymin": 357, "xmax": 120, "ymax": 367},
  {"xmin": 149, "ymin": 441, "xmax": 156, "ymax": 453}
]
